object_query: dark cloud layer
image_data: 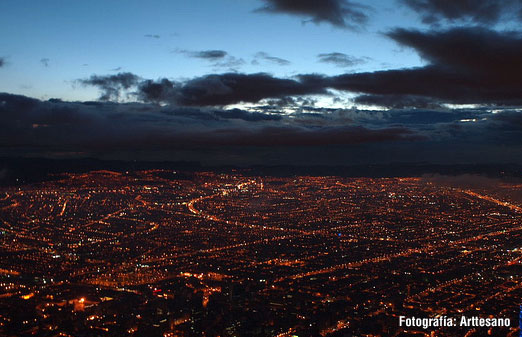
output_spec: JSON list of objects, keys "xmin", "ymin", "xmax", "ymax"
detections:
[
  {"xmin": 317, "ymin": 52, "xmax": 368, "ymax": 67},
  {"xmin": 490, "ymin": 110, "xmax": 522, "ymax": 131},
  {"xmin": 256, "ymin": 0, "xmax": 370, "ymax": 29},
  {"xmin": 3, "ymin": 92, "xmax": 522, "ymax": 165},
  {"xmin": 0, "ymin": 92, "xmax": 420, "ymax": 159},
  {"xmin": 402, "ymin": 0, "xmax": 522, "ymax": 24},
  {"xmin": 328, "ymin": 27, "xmax": 522, "ymax": 106}
]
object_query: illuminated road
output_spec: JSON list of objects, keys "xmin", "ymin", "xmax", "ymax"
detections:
[{"xmin": 1, "ymin": 171, "xmax": 521, "ymax": 337}]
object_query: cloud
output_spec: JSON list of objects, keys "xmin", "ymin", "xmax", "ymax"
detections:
[
  {"xmin": 182, "ymin": 49, "xmax": 228, "ymax": 60},
  {"xmin": 254, "ymin": 52, "xmax": 291, "ymax": 66},
  {"xmin": 386, "ymin": 27, "xmax": 522, "ymax": 71},
  {"xmin": 256, "ymin": 0, "xmax": 370, "ymax": 29},
  {"xmin": 264, "ymin": 96, "xmax": 317, "ymax": 108},
  {"xmin": 210, "ymin": 57, "xmax": 245, "ymax": 70},
  {"xmin": 177, "ymin": 49, "xmax": 244, "ymax": 70},
  {"xmin": 327, "ymin": 27, "xmax": 522, "ymax": 106},
  {"xmin": 401, "ymin": 0, "xmax": 522, "ymax": 25},
  {"xmin": 137, "ymin": 73, "xmax": 328, "ymax": 106},
  {"xmin": 137, "ymin": 78, "xmax": 179, "ymax": 104},
  {"xmin": 78, "ymin": 72, "xmax": 141, "ymax": 101},
  {"xmin": 40, "ymin": 58, "xmax": 50, "ymax": 67},
  {"xmin": 317, "ymin": 52, "xmax": 369, "ymax": 67},
  {"xmin": 144, "ymin": 34, "xmax": 160, "ymax": 39}
]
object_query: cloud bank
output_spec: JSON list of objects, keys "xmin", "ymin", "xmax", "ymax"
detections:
[{"xmin": 401, "ymin": 0, "xmax": 522, "ymax": 24}]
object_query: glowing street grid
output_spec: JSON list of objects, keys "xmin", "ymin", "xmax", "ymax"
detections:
[{"xmin": 0, "ymin": 171, "xmax": 521, "ymax": 336}]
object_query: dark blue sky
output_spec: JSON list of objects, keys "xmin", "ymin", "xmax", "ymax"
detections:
[{"xmin": 1, "ymin": 0, "xmax": 522, "ymax": 165}]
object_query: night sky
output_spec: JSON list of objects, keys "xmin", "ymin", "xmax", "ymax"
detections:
[{"xmin": 1, "ymin": 0, "xmax": 522, "ymax": 165}]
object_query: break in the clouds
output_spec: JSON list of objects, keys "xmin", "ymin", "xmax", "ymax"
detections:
[
  {"xmin": 317, "ymin": 52, "xmax": 368, "ymax": 67},
  {"xmin": 253, "ymin": 52, "xmax": 290, "ymax": 66},
  {"xmin": 256, "ymin": 0, "xmax": 370, "ymax": 29},
  {"xmin": 401, "ymin": 0, "xmax": 522, "ymax": 24}
]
